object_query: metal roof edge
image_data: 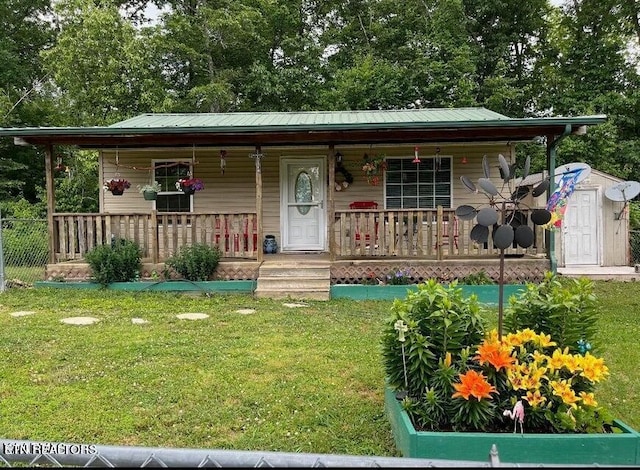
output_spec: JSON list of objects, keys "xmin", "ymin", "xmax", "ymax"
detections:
[{"xmin": 0, "ymin": 114, "xmax": 608, "ymax": 138}]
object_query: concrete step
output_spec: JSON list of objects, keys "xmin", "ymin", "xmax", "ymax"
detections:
[
  {"xmin": 258, "ymin": 266, "xmax": 329, "ymax": 278},
  {"xmin": 257, "ymin": 277, "xmax": 329, "ymax": 290}
]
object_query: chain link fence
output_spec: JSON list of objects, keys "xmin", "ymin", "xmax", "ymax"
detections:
[
  {"xmin": 0, "ymin": 217, "xmax": 48, "ymax": 288},
  {"xmin": 631, "ymin": 230, "xmax": 640, "ymax": 266}
]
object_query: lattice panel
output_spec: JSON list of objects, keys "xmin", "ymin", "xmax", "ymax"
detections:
[{"xmin": 331, "ymin": 259, "xmax": 549, "ymax": 285}]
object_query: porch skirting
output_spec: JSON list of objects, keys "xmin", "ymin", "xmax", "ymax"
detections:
[{"xmin": 46, "ymin": 256, "xmax": 549, "ymax": 285}]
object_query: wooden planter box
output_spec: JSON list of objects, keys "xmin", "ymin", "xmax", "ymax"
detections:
[
  {"xmin": 330, "ymin": 284, "xmax": 526, "ymax": 304},
  {"xmin": 384, "ymin": 387, "xmax": 640, "ymax": 465}
]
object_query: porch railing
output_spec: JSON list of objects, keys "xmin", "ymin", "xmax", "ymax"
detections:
[
  {"xmin": 332, "ymin": 207, "xmax": 547, "ymax": 259},
  {"xmin": 51, "ymin": 212, "xmax": 258, "ymax": 262}
]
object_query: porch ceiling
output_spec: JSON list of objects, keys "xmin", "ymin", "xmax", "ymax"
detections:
[{"xmin": 0, "ymin": 108, "xmax": 607, "ymax": 149}]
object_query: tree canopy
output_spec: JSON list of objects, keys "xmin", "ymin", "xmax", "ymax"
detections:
[{"xmin": 1, "ymin": 0, "xmax": 640, "ymax": 212}]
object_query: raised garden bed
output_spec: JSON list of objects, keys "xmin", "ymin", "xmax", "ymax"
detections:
[{"xmin": 384, "ymin": 386, "xmax": 640, "ymax": 465}]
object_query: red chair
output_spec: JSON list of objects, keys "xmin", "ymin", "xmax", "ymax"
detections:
[
  {"xmin": 436, "ymin": 216, "xmax": 459, "ymax": 249},
  {"xmin": 349, "ymin": 201, "xmax": 379, "ymax": 245}
]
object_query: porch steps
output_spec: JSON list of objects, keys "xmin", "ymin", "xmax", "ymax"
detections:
[{"xmin": 255, "ymin": 257, "xmax": 330, "ymax": 301}]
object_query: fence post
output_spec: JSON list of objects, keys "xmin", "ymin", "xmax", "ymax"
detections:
[{"xmin": 0, "ymin": 209, "xmax": 5, "ymax": 292}]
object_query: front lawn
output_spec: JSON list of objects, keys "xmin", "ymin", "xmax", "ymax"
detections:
[{"xmin": 0, "ymin": 280, "xmax": 638, "ymax": 456}]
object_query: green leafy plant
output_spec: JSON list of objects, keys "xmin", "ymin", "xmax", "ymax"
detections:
[
  {"xmin": 504, "ymin": 272, "xmax": 599, "ymax": 354},
  {"xmin": 459, "ymin": 270, "xmax": 495, "ymax": 285},
  {"xmin": 138, "ymin": 181, "xmax": 162, "ymax": 194},
  {"xmin": 85, "ymin": 239, "xmax": 142, "ymax": 286},
  {"xmin": 165, "ymin": 243, "xmax": 221, "ymax": 281},
  {"xmin": 383, "ymin": 278, "xmax": 612, "ymax": 433},
  {"xmin": 382, "ymin": 279, "xmax": 486, "ymax": 430}
]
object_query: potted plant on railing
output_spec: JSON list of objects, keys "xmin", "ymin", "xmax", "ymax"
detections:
[
  {"xmin": 103, "ymin": 178, "xmax": 131, "ymax": 196},
  {"xmin": 138, "ymin": 181, "xmax": 162, "ymax": 201},
  {"xmin": 176, "ymin": 177, "xmax": 204, "ymax": 195}
]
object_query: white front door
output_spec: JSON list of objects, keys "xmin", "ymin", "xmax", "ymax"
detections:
[
  {"xmin": 280, "ymin": 158, "xmax": 326, "ymax": 251},
  {"xmin": 563, "ymin": 189, "xmax": 599, "ymax": 265}
]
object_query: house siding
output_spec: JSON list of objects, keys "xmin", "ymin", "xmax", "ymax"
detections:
[{"xmin": 100, "ymin": 143, "xmax": 514, "ymax": 252}]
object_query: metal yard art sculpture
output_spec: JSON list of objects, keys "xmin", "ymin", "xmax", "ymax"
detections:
[{"xmin": 457, "ymin": 154, "xmax": 553, "ymax": 338}]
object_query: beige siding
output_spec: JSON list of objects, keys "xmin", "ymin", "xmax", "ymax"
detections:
[{"xmin": 100, "ymin": 143, "xmax": 516, "ymax": 249}]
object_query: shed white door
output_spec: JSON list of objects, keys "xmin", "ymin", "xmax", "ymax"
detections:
[
  {"xmin": 280, "ymin": 158, "xmax": 326, "ymax": 251},
  {"xmin": 563, "ymin": 189, "xmax": 599, "ymax": 265}
]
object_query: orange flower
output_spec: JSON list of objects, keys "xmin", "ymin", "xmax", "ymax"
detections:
[
  {"xmin": 475, "ymin": 340, "xmax": 515, "ymax": 372},
  {"xmin": 452, "ymin": 370, "xmax": 497, "ymax": 401}
]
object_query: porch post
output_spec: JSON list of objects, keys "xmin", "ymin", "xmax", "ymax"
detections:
[
  {"xmin": 328, "ymin": 145, "xmax": 336, "ymax": 261},
  {"xmin": 44, "ymin": 144, "xmax": 56, "ymax": 264},
  {"xmin": 255, "ymin": 146, "xmax": 264, "ymax": 263}
]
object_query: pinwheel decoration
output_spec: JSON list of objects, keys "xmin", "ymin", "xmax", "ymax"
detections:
[{"xmin": 457, "ymin": 154, "xmax": 553, "ymax": 337}]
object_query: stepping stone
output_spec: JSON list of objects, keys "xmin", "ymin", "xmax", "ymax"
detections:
[
  {"xmin": 131, "ymin": 318, "xmax": 149, "ymax": 324},
  {"xmin": 61, "ymin": 316, "xmax": 100, "ymax": 325},
  {"xmin": 176, "ymin": 313, "xmax": 209, "ymax": 320},
  {"xmin": 10, "ymin": 311, "xmax": 35, "ymax": 317},
  {"xmin": 282, "ymin": 302, "xmax": 308, "ymax": 308},
  {"xmin": 236, "ymin": 308, "xmax": 256, "ymax": 315}
]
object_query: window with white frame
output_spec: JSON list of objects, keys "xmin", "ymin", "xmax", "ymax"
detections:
[
  {"xmin": 153, "ymin": 160, "xmax": 192, "ymax": 213},
  {"xmin": 384, "ymin": 156, "xmax": 452, "ymax": 209}
]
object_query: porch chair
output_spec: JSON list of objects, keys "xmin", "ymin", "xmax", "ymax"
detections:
[
  {"xmin": 349, "ymin": 201, "xmax": 379, "ymax": 246},
  {"xmin": 435, "ymin": 216, "xmax": 459, "ymax": 249}
]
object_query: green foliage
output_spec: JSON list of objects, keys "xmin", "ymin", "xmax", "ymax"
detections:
[
  {"xmin": 382, "ymin": 279, "xmax": 484, "ymax": 410},
  {"xmin": 166, "ymin": 243, "xmax": 221, "ymax": 281},
  {"xmin": 459, "ymin": 270, "xmax": 495, "ymax": 285},
  {"xmin": 629, "ymin": 201, "xmax": 640, "ymax": 230},
  {"xmin": 85, "ymin": 238, "xmax": 142, "ymax": 286},
  {"xmin": 383, "ymin": 267, "xmax": 413, "ymax": 285},
  {"xmin": 504, "ymin": 272, "xmax": 599, "ymax": 354}
]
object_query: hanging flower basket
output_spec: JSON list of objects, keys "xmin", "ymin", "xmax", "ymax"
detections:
[
  {"xmin": 362, "ymin": 153, "xmax": 387, "ymax": 186},
  {"xmin": 138, "ymin": 181, "xmax": 162, "ymax": 201},
  {"xmin": 103, "ymin": 178, "xmax": 131, "ymax": 196},
  {"xmin": 176, "ymin": 178, "xmax": 204, "ymax": 195}
]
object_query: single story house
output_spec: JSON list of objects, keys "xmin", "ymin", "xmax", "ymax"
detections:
[{"xmin": 0, "ymin": 108, "xmax": 607, "ymax": 298}]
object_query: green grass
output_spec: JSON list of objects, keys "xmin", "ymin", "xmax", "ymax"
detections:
[{"xmin": 0, "ymin": 281, "xmax": 638, "ymax": 455}]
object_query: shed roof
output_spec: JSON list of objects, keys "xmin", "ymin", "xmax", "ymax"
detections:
[{"xmin": 0, "ymin": 107, "xmax": 607, "ymax": 148}]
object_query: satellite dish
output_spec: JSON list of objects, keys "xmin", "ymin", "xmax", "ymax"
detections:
[
  {"xmin": 605, "ymin": 181, "xmax": 640, "ymax": 220},
  {"xmin": 554, "ymin": 162, "xmax": 591, "ymax": 185},
  {"xmin": 605, "ymin": 181, "xmax": 640, "ymax": 202}
]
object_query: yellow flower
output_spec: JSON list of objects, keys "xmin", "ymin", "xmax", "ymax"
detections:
[
  {"xmin": 579, "ymin": 391, "xmax": 598, "ymax": 407},
  {"xmin": 504, "ymin": 332, "xmax": 523, "ymax": 347},
  {"xmin": 579, "ymin": 352, "xmax": 609, "ymax": 383},
  {"xmin": 550, "ymin": 379, "xmax": 580, "ymax": 409},
  {"xmin": 518, "ymin": 328, "xmax": 537, "ymax": 343},
  {"xmin": 563, "ymin": 353, "xmax": 582, "ymax": 374},
  {"xmin": 534, "ymin": 332, "xmax": 556, "ymax": 348},
  {"xmin": 444, "ymin": 352, "xmax": 452, "ymax": 368},
  {"xmin": 523, "ymin": 389, "xmax": 547, "ymax": 408},
  {"xmin": 531, "ymin": 350, "xmax": 547, "ymax": 367},
  {"xmin": 547, "ymin": 347, "xmax": 570, "ymax": 372}
]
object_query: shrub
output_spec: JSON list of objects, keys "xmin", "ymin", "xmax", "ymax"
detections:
[
  {"xmin": 85, "ymin": 239, "xmax": 142, "ymax": 286},
  {"xmin": 459, "ymin": 270, "xmax": 495, "ymax": 285},
  {"xmin": 165, "ymin": 243, "xmax": 221, "ymax": 281},
  {"xmin": 504, "ymin": 272, "xmax": 599, "ymax": 354}
]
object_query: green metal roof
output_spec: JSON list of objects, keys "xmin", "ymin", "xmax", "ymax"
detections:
[
  {"xmin": 0, "ymin": 107, "xmax": 607, "ymax": 147},
  {"xmin": 109, "ymin": 108, "xmax": 512, "ymax": 129}
]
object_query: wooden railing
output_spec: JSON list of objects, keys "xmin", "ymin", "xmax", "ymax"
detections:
[
  {"xmin": 52, "ymin": 212, "xmax": 259, "ymax": 262},
  {"xmin": 332, "ymin": 207, "xmax": 547, "ymax": 259}
]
